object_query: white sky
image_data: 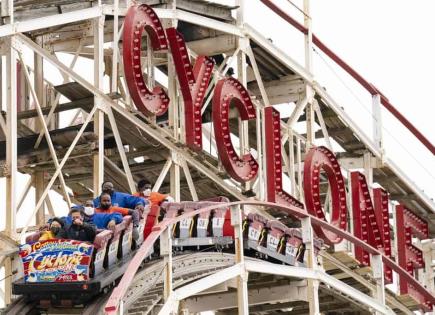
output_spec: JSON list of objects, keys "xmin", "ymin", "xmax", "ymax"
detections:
[{"xmin": 241, "ymin": 0, "xmax": 435, "ymax": 200}]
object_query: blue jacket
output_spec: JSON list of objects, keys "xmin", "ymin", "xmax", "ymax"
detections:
[
  {"xmin": 64, "ymin": 212, "xmax": 123, "ymax": 229},
  {"xmin": 93, "ymin": 191, "xmax": 146, "ymax": 209}
]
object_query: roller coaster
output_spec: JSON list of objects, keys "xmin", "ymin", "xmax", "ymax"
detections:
[{"xmin": 0, "ymin": 1, "xmax": 434, "ymax": 314}]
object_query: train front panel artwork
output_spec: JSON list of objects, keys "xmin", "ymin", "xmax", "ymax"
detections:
[{"xmin": 19, "ymin": 239, "xmax": 93, "ymax": 283}]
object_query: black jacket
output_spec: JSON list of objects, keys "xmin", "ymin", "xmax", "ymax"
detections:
[{"xmin": 58, "ymin": 222, "xmax": 96, "ymax": 242}]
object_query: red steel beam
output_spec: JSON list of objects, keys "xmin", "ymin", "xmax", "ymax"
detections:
[
  {"xmin": 260, "ymin": 0, "xmax": 435, "ymax": 155},
  {"xmin": 104, "ymin": 200, "xmax": 435, "ymax": 314}
]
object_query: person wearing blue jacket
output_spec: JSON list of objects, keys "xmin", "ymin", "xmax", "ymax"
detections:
[
  {"xmin": 64, "ymin": 205, "xmax": 123, "ymax": 230},
  {"xmin": 93, "ymin": 181, "xmax": 147, "ymax": 211}
]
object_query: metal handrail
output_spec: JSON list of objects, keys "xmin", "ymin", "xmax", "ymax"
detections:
[
  {"xmin": 104, "ymin": 200, "xmax": 435, "ymax": 314},
  {"xmin": 259, "ymin": 0, "xmax": 435, "ymax": 155}
]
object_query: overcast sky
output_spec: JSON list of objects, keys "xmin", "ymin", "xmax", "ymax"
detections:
[{"xmin": 240, "ymin": 0, "xmax": 435, "ymax": 199}]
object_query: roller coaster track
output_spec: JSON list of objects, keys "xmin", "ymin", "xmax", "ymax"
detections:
[
  {"xmin": 4, "ymin": 200, "xmax": 432, "ymax": 314},
  {"xmin": 3, "ymin": 253, "xmax": 235, "ymax": 315},
  {"xmin": 4, "ymin": 252, "xmax": 406, "ymax": 315},
  {"xmin": 104, "ymin": 201, "xmax": 435, "ymax": 314}
]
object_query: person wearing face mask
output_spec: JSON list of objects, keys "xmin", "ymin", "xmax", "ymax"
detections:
[
  {"xmin": 64, "ymin": 202, "xmax": 123, "ymax": 230},
  {"xmin": 39, "ymin": 217, "xmax": 64, "ymax": 241},
  {"xmin": 133, "ymin": 179, "xmax": 173, "ymax": 206},
  {"xmin": 92, "ymin": 181, "xmax": 147, "ymax": 213},
  {"xmin": 95, "ymin": 193, "xmax": 141, "ymax": 240},
  {"xmin": 57, "ymin": 207, "xmax": 96, "ymax": 242}
]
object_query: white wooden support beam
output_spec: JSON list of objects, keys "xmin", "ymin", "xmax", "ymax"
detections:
[
  {"xmin": 5, "ymin": 36, "xmax": 17, "ymax": 241},
  {"xmin": 67, "ymin": 108, "xmax": 84, "ymax": 127},
  {"xmin": 201, "ymin": 48, "xmax": 240, "ymax": 116},
  {"xmin": 322, "ymin": 251, "xmax": 413, "ymax": 314},
  {"xmin": 370, "ymin": 254, "xmax": 386, "ymax": 315},
  {"xmin": 289, "ymin": 130, "xmax": 296, "ymax": 196},
  {"xmin": 181, "ymin": 160, "xmax": 198, "ymax": 201},
  {"xmin": 303, "ymin": 0, "xmax": 314, "ymax": 152},
  {"xmin": 93, "ymin": 105, "xmax": 105, "ymax": 197},
  {"xmin": 159, "ymin": 265, "xmax": 243, "ymax": 315},
  {"xmin": 33, "ymin": 37, "xmax": 44, "ymax": 133},
  {"xmin": 168, "ymin": 0, "xmax": 179, "ymax": 140},
  {"xmin": 34, "ymin": 171, "xmax": 46, "ymax": 224},
  {"xmin": 237, "ymin": 37, "xmax": 250, "ymax": 192},
  {"xmin": 167, "ymin": 59, "xmax": 179, "ymax": 139},
  {"xmin": 175, "ymin": 264, "xmax": 243, "ymax": 302},
  {"xmin": 1, "ymin": 0, "xmax": 9, "ymax": 19},
  {"xmin": 34, "ymin": 40, "xmax": 84, "ymax": 149},
  {"xmin": 153, "ymin": 158, "xmax": 173, "ymax": 192},
  {"xmin": 184, "ymin": 280, "xmax": 308, "ymax": 313},
  {"xmin": 244, "ymin": 24, "xmax": 313, "ymax": 83},
  {"xmin": 103, "ymin": 156, "xmax": 130, "ymax": 184},
  {"xmin": 111, "ymin": 0, "xmax": 119, "ymax": 93},
  {"xmin": 44, "ymin": 193, "xmax": 55, "ymax": 217},
  {"xmin": 288, "ymin": 0, "xmax": 318, "ymax": 144},
  {"xmin": 107, "ymin": 107, "xmax": 136, "ymax": 193},
  {"xmin": 245, "ymin": 45, "xmax": 270, "ymax": 106},
  {"xmin": 0, "ymin": 282, "xmax": 5, "ymax": 303},
  {"xmin": 0, "ymin": 104, "xmax": 6, "ymax": 135},
  {"xmin": 6, "ymin": 0, "xmax": 13, "ymax": 23},
  {"xmin": 281, "ymin": 142, "xmax": 290, "ymax": 174},
  {"xmin": 372, "ymin": 94, "xmax": 384, "ymax": 154},
  {"xmin": 93, "ymin": 15, "xmax": 105, "ymax": 197},
  {"xmin": 313, "ymin": 99, "xmax": 332, "ymax": 150},
  {"xmin": 346, "ymin": 170, "xmax": 355, "ymax": 254},
  {"xmin": 145, "ymin": 36, "xmax": 155, "ymax": 91},
  {"xmin": 160, "ymin": 226, "xmax": 173, "ymax": 301},
  {"xmin": 166, "ymin": 1, "xmax": 181, "ymax": 201},
  {"xmin": 0, "ymin": 7, "xmax": 102, "ymax": 37},
  {"xmin": 170, "ymin": 153, "xmax": 181, "ymax": 202},
  {"xmin": 231, "ymin": 205, "xmax": 249, "ymax": 315},
  {"xmin": 285, "ymin": 94, "xmax": 309, "ymax": 133},
  {"xmin": 303, "ymin": 0, "xmax": 313, "ymax": 72},
  {"xmin": 3, "ymin": 257, "xmax": 12, "ymax": 305},
  {"xmin": 245, "ymin": 45, "xmax": 269, "ymax": 201},
  {"xmin": 17, "ymin": 177, "xmax": 32, "ymax": 212},
  {"xmin": 297, "ymin": 138, "xmax": 303, "ymax": 200},
  {"xmin": 301, "ymin": 217, "xmax": 320, "ymax": 315},
  {"xmin": 20, "ymin": 105, "xmax": 98, "ymax": 239},
  {"xmin": 306, "ymin": 99, "xmax": 315, "ymax": 149},
  {"xmin": 421, "ymin": 240, "xmax": 435, "ymax": 293},
  {"xmin": 18, "ymin": 52, "xmax": 73, "ymax": 211},
  {"xmin": 363, "ymin": 151, "xmax": 373, "ymax": 193},
  {"xmin": 255, "ymin": 105, "xmax": 264, "ymax": 200}
]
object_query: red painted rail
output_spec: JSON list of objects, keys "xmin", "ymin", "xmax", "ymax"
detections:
[
  {"xmin": 260, "ymin": 0, "xmax": 435, "ymax": 155},
  {"xmin": 104, "ymin": 201, "xmax": 435, "ymax": 314}
]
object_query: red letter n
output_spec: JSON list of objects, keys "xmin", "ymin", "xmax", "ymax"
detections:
[{"xmin": 351, "ymin": 171, "xmax": 392, "ymax": 283}]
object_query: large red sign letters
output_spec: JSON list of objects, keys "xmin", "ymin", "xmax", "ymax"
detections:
[
  {"xmin": 351, "ymin": 172, "xmax": 393, "ymax": 283},
  {"xmin": 123, "ymin": 4, "xmax": 432, "ymax": 309}
]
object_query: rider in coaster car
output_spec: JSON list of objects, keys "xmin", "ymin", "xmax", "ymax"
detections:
[
  {"xmin": 57, "ymin": 207, "xmax": 96, "ymax": 242},
  {"xmin": 39, "ymin": 217, "xmax": 64, "ymax": 241},
  {"xmin": 64, "ymin": 202, "xmax": 123, "ymax": 230},
  {"xmin": 93, "ymin": 181, "xmax": 147, "ymax": 214},
  {"xmin": 95, "ymin": 192, "xmax": 141, "ymax": 240},
  {"xmin": 133, "ymin": 178, "xmax": 174, "ymax": 206}
]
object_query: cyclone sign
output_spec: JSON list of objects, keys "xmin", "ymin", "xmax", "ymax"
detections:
[
  {"xmin": 122, "ymin": 4, "xmax": 433, "ymax": 310},
  {"xmin": 19, "ymin": 240, "xmax": 93, "ymax": 283}
]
